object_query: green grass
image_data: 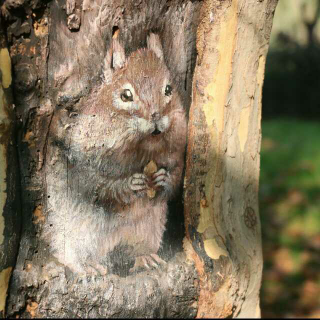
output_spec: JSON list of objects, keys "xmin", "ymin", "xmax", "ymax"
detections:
[
  {"xmin": 260, "ymin": 119, "xmax": 320, "ymax": 189},
  {"xmin": 260, "ymin": 118, "xmax": 320, "ymax": 318}
]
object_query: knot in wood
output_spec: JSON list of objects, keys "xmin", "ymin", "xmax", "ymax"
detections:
[{"xmin": 244, "ymin": 207, "xmax": 257, "ymax": 229}]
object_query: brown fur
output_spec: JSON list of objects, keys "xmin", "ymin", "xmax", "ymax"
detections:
[{"xmin": 44, "ymin": 34, "xmax": 187, "ymax": 275}]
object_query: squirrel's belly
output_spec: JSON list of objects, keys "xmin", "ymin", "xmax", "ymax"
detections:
[
  {"xmin": 47, "ymin": 195, "xmax": 168, "ymax": 268},
  {"xmin": 115, "ymin": 200, "xmax": 168, "ymax": 255}
]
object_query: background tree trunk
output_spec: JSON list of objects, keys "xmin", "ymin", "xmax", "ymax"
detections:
[{"xmin": 1, "ymin": 0, "xmax": 277, "ymax": 318}]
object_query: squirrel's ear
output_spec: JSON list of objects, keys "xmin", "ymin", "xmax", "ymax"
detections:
[
  {"xmin": 102, "ymin": 47, "xmax": 113, "ymax": 84},
  {"xmin": 147, "ymin": 33, "xmax": 164, "ymax": 61},
  {"xmin": 112, "ymin": 37, "xmax": 126, "ymax": 70},
  {"xmin": 102, "ymin": 32, "xmax": 126, "ymax": 84}
]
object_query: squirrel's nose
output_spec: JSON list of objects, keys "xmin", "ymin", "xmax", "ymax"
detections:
[
  {"xmin": 151, "ymin": 112, "xmax": 160, "ymax": 121},
  {"xmin": 152, "ymin": 128, "xmax": 162, "ymax": 136}
]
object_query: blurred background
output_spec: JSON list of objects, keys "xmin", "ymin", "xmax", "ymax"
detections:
[{"xmin": 260, "ymin": 0, "xmax": 320, "ymax": 317}]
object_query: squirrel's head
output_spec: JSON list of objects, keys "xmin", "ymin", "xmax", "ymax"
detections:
[
  {"xmin": 102, "ymin": 33, "xmax": 184, "ymax": 151},
  {"xmin": 51, "ymin": 33, "xmax": 186, "ymax": 171}
]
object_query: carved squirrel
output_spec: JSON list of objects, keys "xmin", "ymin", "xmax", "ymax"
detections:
[{"xmin": 45, "ymin": 33, "xmax": 187, "ymax": 275}]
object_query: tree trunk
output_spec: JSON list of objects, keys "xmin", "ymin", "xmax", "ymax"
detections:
[
  {"xmin": 184, "ymin": 0, "xmax": 278, "ymax": 317},
  {"xmin": 0, "ymin": 18, "xmax": 21, "ymax": 319},
  {"xmin": 1, "ymin": 0, "xmax": 277, "ymax": 318}
]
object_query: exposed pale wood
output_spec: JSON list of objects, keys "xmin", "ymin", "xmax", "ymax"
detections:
[{"xmin": 184, "ymin": 0, "xmax": 278, "ymax": 317}]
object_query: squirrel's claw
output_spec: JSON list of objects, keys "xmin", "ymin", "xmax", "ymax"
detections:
[
  {"xmin": 152, "ymin": 169, "xmax": 170, "ymax": 188},
  {"xmin": 153, "ymin": 168, "xmax": 167, "ymax": 179},
  {"xmin": 128, "ymin": 173, "xmax": 148, "ymax": 192},
  {"xmin": 129, "ymin": 254, "xmax": 166, "ymax": 273},
  {"xmin": 150, "ymin": 253, "xmax": 166, "ymax": 265},
  {"xmin": 82, "ymin": 263, "xmax": 108, "ymax": 276}
]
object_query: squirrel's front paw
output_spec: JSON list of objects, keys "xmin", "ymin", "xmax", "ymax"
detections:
[
  {"xmin": 152, "ymin": 168, "xmax": 170, "ymax": 189},
  {"xmin": 128, "ymin": 173, "xmax": 148, "ymax": 195}
]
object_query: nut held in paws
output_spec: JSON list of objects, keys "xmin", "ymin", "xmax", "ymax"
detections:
[{"xmin": 144, "ymin": 160, "xmax": 157, "ymax": 198}]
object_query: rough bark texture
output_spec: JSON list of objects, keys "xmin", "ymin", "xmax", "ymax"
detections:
[
  {"xmin": 1, "ymin": 0, "xmax": 278, "ymax": 318},
  {"xmin": 184, "ymin": 0, "xmax": 278, "ymax": 317},
  {"xmin": 0, "ymin": 18, "xmax": 21, "ymax": 318},
  {"xmin": 4, "ymin": 0, "xmax": 201, "ymax": 318}
]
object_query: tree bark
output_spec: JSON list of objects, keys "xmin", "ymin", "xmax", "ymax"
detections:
[
  {"xmin": 1, "ymin": 0, "xmax": 277, "ymax": 318},
  {"xmin": 0, "ymin": 18, "xmax": 21, "ymax": 319},
  {"xmin": 184, "ymin": 0, "xmax": 278, "ymax": 317}
]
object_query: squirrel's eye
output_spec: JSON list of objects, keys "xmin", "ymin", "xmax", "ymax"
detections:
[
  {"xmin": 121, "ymin": 89, "xmax": 133, "ymax": 102},
  {"xmin": 165, "ymin": 85, "xmax": 172, "ymax": 96}
]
